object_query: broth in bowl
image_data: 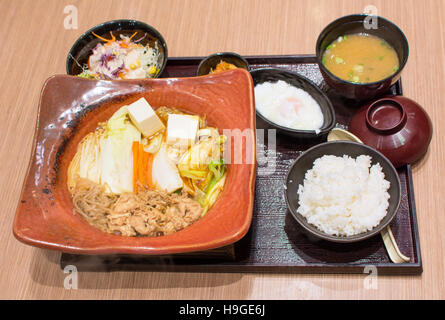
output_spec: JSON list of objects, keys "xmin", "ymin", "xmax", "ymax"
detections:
[{"xmin": 322, "ymin": 33, "xmax": 399, "ymax": 83}]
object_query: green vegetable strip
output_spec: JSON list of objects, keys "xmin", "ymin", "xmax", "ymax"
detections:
[
  {"xmin": 200, "ymin": 174, "xmax": 226, "ymax": 217},
  {"xmin": 209, "ymin": 159, "xmax": 225, "ymax": 181},
  {"xmin": 198, "ymin": 159, "xmax": 226, "ymax": 211}
]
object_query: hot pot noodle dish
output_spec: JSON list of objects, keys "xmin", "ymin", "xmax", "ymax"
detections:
[{"xmin": 67, "ymin": 97, "xmax": 227, "ymax": 237}]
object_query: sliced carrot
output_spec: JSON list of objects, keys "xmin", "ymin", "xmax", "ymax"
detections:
[
  {"xmin": 132, "ymin": 141, "xmax": 139, "ymax": 193},
  {"xmin": 146, "ymin": 153, "xmax": 154, "ymax": 189},
  {"xmin": 133, "ymin": 141, "xmax": 156, "ymax": 192},
  {"xmin": 140, "ymin": 152, "xmax": 146, "ymax": 188},
  {"xmin": 138, "ymin": 143, "xmax": 146, "ymax": 189},
  {"xmin": 109, "ymin": 31, "xmax": 116, "ymax": 42},
  {"xmin": 92, "ymin": 31, "xmax": 115, "ymax": 43},
  {"xmin": 128, "ymin": 31, "xmax": 138, "ymax": 41},
  {"xmin": 142, "ymin": 151, "xmax": 149, "ymax": 188}
]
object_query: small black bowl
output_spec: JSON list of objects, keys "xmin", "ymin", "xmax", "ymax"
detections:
[
  {"xmin": 66, "ymin": 19, "xmax": 168, "ymax": 78},
  {"xmin": 316, "ymin": 14, "xmax": 409, "ymax": 100},
  {"xmin": 250, "ymin": 68, "xmax": 335, "ymax": 139},
  {"xmin": 285, "ymin": 141, "xmax": 401, "ymax": 243},
  {"xmin": 197, "ymin": 52, "xmax": 249, "ymax": 76}
]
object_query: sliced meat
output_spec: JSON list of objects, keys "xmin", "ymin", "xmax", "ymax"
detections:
[
  {"xmin": 74, "ymin": 178, "xmax": 205, "ymax": 237},
  {"xmin": 112, "ymin": 193, "xmax": 140, "ymax": 214},
  {"xmin": 129, "ymin": 215, "xmax": 156, "ymax": 235}
]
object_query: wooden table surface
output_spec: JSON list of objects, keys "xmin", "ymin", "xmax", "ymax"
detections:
[{"xmin": 1, "ymin": 0, "xmax": 444, "ymax": 300}]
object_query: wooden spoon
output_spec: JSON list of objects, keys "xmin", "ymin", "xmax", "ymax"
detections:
[{"xmin": 327, "ymin": 128, "xmax": 410, "ymax": 263}]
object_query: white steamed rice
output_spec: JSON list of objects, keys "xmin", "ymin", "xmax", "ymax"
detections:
[{"xmin": 297, "ymin": 154, "xmax": 390, "ymax": 236}]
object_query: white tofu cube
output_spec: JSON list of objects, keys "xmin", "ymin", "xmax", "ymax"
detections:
[
  {"xmin": 127, "ymin": 98, "xmax": 165, "ymax": 137},
  {"xmin": 166, "ymin": 114, "xmax": 199, "ymax": 148}
]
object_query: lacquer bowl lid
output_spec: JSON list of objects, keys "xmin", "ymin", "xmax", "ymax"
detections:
[{"xmin": 349, "ymin": 95, "xmax": 433, "ymax": 168}]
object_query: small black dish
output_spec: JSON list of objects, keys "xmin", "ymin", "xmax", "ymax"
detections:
[
  {"xmin": 196, "ymin": 52, "xmax": 249, "ymax": 76},
  {"xmin": 316, "ymin": 14, "xmax": 409, "ymax": 100},
  {"xmin": 66, "ymin": 19, "xmax": 168, "ymax": 78},
  {"xmin": 250, "ymin": 68, "xmax": 335, "ymax": 139},
  {"xmin": 285, "ymin": 141, "xmax": 401, "ymax": 243}
]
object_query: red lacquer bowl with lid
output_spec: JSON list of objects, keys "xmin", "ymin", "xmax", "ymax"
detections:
[{"xmin": 349, "ymin": 96, "xmax": 433, "ymax": 168}]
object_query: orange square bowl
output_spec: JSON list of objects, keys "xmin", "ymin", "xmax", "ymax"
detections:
[{"xmin": 13, "ymin": 69, "xmax": 256, "ymax": 255}]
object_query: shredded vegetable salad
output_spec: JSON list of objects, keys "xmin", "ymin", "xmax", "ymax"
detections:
[{"xmin": 78, "ymin": 31, "xmax": 161, "ymax": 80}]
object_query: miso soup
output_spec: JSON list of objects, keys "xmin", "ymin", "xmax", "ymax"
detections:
[{"xmin": 322, "ymin": 34, "xmax": 399, "ymax": 83}]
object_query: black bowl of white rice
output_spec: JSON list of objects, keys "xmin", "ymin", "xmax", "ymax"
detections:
[{"xmin": 285, "ymin": 141, "xmax": 401, "ymax": 243}]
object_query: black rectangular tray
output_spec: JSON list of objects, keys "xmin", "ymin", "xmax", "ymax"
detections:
[{"xmin": 60, "ymin": 55, "xmax": 422, "ymax": 275}]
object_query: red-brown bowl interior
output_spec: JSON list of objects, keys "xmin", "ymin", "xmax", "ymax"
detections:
[{"xmin": 13, "ymin": 69, "xmax": 256, "ymax": 255}]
